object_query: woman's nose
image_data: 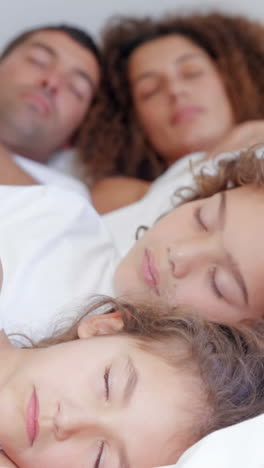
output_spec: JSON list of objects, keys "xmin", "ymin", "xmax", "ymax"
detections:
[
  {"xmin": 168, "ymin": 236, "xmax": 216, "ymax": 278},
  {"xmin": 165, "ymin": 76, "xmax": 188, "ymax": 101}
]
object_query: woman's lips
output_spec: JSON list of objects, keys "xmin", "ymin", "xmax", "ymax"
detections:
[
  {"xmin": 26, "ymin": 388, "xmax": 39, "ymax": 446},
  {"xmin": 170, "ymin": 106, "xmax": 203, "ymax": 125},
  {"xmin": 141, "ymin": 248, "xmax": 160, "ymax": 295}
]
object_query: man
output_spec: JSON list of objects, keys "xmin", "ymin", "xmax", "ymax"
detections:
[{"xmin": 0, "ymin": 24, "xmax": 101, "ymax": 186}]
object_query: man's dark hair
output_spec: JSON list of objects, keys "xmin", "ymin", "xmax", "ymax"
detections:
[{"xmin": 0, "ymin": 24, "xmax": 101, "ymax": 64}]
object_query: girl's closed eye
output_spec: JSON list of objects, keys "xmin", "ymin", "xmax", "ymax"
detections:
[
  {"xmin": 194, "ymin": 206, "xmax": 208, "ymax": 231},
  {"xmin": 94, "ymin": 441, "xmax": 105, "ymax": 468},
  {"xmin": 209, "ymin": 266, "xmax": 224, "ymax": 300},
  {"xmin": 104, "ymin": 366, "xmax": 111, "ymax": 401}
]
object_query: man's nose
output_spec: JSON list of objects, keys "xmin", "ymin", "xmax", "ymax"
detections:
[
  {"xmin": 168, "ymin": 235, "xmax": 217, "ymax": 278},
  {"xmin": 39, "ymin": 67, "xmax": 64, "ymax": 94}
]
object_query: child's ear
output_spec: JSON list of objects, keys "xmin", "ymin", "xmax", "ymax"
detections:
[{"xmin": 77, "ymin": 312, "xmax": 124, "ymax": 339}]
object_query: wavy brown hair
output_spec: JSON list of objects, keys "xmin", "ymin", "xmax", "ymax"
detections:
[
  {"xmin": 79, "ymin": 12, "xmax": 264, "ymax": 183},
  {"xmin": 23, "ymin": 296, "xmax": 264, "ymax": 442},
  {"xmin": 173, "ymin": 146, "xmax": 264, "ymax": 207}
]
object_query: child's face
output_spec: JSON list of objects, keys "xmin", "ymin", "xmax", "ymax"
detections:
[
  {"xmin": 115, "ymin": 185, "xmax": 264, "ymax": 324},
  {"xmin": 0, "ymin": 334, "xmax": 199, "ymax": 468}
]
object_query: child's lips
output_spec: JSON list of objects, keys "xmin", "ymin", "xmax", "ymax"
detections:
[
  {"xmin": 26, "ymin": 387, "xmax": 39, "ymax": 446},
  {"xmin": 141, "ymin": 248, "xmax": 160, "ymax": 295}
]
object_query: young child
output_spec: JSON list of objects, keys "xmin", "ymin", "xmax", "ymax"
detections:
[
  {"xmin": 1, "ymin": 296, "xmax": 264, "ymax": 468},
  {"xmin": 1, "ymin": 148, "xmax": 264, "ymax": 338}
]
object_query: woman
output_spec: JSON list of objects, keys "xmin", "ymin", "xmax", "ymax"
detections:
[
  {"xmin": 1, "ymin": 296, "xmax": 264, "ymax": 468},
  {"xmin": 79, "ymin": 12, "xmax": 264, "ymax": 212}
]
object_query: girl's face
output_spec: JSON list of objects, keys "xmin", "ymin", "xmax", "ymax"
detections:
[
  {"xmin": 0, "ymin": 334, "xmax": 199, "ymax": 468},
  {"xmin": 115, "ymin": 186, "xmax": 264, "ymax": 323},
  {"xmin": 128, "ymin": 34, "xmax": 234, "ymax": 165}
]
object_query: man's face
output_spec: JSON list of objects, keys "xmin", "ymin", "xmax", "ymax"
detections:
[{"xmin": 0, "ymin": 29, "xmax": 100, "ymax": 161}]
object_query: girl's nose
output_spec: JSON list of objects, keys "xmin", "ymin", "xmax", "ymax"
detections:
[
  {"xmin": 168, "ymin": 236, "xmax": 217, "ymax": 278},
  {"xmin": 53, "ymin": 401, "xmax": 101, "ymax": 441}
]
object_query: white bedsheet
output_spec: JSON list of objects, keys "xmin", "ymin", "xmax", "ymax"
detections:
[
  {"xmin": 14, "ymin": 151, "xmax": 90, "ymax": 199},
  {"xmin": 159, "ymin": 414, "xmax": 264, "ymax": 468}
]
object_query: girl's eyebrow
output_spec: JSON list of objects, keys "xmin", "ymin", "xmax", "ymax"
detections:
[{"xmin": 122, "ymin": 355, "xmax": 138, "ymax": 405}]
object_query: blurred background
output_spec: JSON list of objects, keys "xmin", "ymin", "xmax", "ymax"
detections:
[{"xmin": 1, "ymin": 0, "xmax": 263, "ymax": 50}]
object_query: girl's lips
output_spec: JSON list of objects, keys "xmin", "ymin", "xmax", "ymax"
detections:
[
  {"xmin": 26, "ymin": 388, "xmax": 39, "ymax": 446},
  {"xmin": 141, "ymin": 248, "xmax": 160, "ymax": 295}
]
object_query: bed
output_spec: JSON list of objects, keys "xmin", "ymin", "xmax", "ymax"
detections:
[{"xmin": 2, "ymin": 0, "xmax": 264, "ymax": 465}]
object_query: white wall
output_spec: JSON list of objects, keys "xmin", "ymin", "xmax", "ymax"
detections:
[{"xmin": 1, "ymin": 0, "xmax": 264, "ymax": 51}]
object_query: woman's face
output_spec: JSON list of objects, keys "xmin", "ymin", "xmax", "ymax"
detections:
[
  {"xmin": 115, "ymin": 185, "xmax": 264, "ymax": 323},
  {"xmin": 0, "ymin": 334, "xmax": 198, "ymax": 468},
  {"xmin": 128, "ymin": 34, "xmax": 234, "ymax": 165}
]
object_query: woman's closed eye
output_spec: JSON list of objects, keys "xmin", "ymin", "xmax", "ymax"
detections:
[
  {"xmin": 182, "ymin": 69, "xmax": 203, "ymax": 80},
  {"xmin": 140, "ymin": 85, "xmax": 160, "ymax": 100}
]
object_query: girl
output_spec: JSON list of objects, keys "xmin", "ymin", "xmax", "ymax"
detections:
[
  {"xmin": 0, "ymin": 297, "xmax": 264, "ymax": 467},
  {"xmin": 2, "ymin": 148, "xmax": 264, "ymax": 336}
]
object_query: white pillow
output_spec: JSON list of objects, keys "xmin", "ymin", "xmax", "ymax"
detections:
[{"xmin": 158, "ymin": 415, "xmax": 264, "ymax": 468}]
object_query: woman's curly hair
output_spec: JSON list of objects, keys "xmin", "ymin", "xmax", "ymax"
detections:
[{"xmin": 79, "ymin": 11, "xmax": 264, "ymax": 183}]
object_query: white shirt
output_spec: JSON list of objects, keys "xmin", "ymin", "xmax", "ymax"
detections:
[
  {"xmin": 0, "ymin": 185, "xmax": 119, "ymax": 340},
  {"xmin": 14, "ymin": 152, "xmax": 90, "ymax": 199}
]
